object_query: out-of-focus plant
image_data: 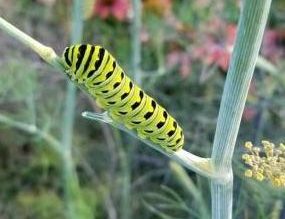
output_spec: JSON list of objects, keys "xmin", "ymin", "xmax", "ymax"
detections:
[
  {"xmin": 36, "ymin": 0, "xmax": 56, "ymax": 7},
  {"xmin": 243, "ymin": 141, "xmax": 285, "ymax": 187},
  {"xmin": 0, "ymin": 0, "xmax": 278, "ymax": 219},
  {"xmin": 262, "ymin": 29, "xmax": 285, "ymax": 62},
  {"xmin": 166, "ymin": 20, "xmax": 285, "ymax": 78},
  {"xmin": 94, "ymin": 0, "xmax": 130, "ymax": 21},
  {"xmin": 0, "ymin": 0, "xmax": 95, "ymax": 218},
  {"xmin": 143, "ymin": 0, "xmax": 172, "ymax": 16}
]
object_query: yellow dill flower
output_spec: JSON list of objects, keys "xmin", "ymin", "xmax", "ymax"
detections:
[
  {"xmin": 244, "ymin": 169, "xmax": 253, "ymax": 177},
  {"xmin": 245, "ymin": 141, "xmax": 253, "ymax": 150},
  {"xmin": 255, "ymin": 172, "xmax": 264, "ymax": 181},
  {"xmin": 242, "ymin": 140, "xmax": 285, "ymax": 187}
]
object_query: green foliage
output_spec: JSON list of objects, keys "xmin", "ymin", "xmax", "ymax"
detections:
[
  {"xmin": 15, "ymin": 191, "xmax": 64, "ymax": 219},
  {"xmin": 143, "ymin": 185, "xmax": 196, "ymax": 219},
  {"xmin": 0, "ymin": 59, "xmax": 37, "ymax": 103},
  {"xmin": 0, "ymin": 0, "xmax": 284, "ymax": 218}
]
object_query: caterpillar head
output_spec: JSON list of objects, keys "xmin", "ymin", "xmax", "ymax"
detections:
[
  {"xmin": 63, "ymin": 46, "xmax": 72, "ymax": 66},
  {"xmin": 62, "ymin": 44, "xmax": 89, "ymax": 80}
]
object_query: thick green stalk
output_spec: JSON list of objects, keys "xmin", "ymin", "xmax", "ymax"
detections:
[{"xmin": 211, "ymin": 0, "xmax": 272, "ymax": 218}]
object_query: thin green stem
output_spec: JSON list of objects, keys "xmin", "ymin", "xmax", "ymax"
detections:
[
  {"xmin": 61, "ymin": 0, "xmax": 83, "ymax": 152},
  {"xmin": 116, "ymin": 1, "xmax": 143, "ymax": 218},
  {"xmin": 0, "ymin": 17, "xmax": 63, "ymax": 69},
  {"xmin": 61, "ymin": 1, "xmax": 89, "ymax": 219},
  {"xmin": 211, "ymin": 0, "xmax": 272, "ymax": 219},
  {"xmin": 112, "ymin": 128, "xmax": 131, "ymax": 219},
  {"xmin": 256, "ymin": 56, "xmax": 285, "ymax": 88},
  {"xmin": 256, "ymin": 56, "xmax": 278, "ymax": 75},
  {"xmin": 61, "ymin": 82, "xmax": 77, "ymax": 154},
  {"xmin": 0, "ymin": 113, "xmax": 61, "ymax": 154},
  {"xmin": 155, "ymin": 30, "xmax": 166, "ymax": 76},
  {"xmin": 131, "ymin": 0, "xmax": 142, "ymax": 85},
  {"xmin": 82, "ymin": 111, "xmax": 214, "ymax": 178}
]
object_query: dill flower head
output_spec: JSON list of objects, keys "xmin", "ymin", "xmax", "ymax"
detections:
[{"xmin": 242, "ymin": 140, "xmax": 285, "ymax": 187}]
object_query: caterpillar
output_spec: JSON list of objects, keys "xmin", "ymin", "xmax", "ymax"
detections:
[{"xmin": 62, "ymin": 44, "xmax": 184, "ymax": 151}]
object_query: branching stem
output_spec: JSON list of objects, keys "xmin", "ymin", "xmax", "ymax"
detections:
[{"xmin": 0, "ymin": 0, "xmax": 273, "ymax": 216}]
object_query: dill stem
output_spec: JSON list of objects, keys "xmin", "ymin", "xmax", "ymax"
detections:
[{"xmin": 211, "ymin": 1, "xmax": 272, "ymax": 218}]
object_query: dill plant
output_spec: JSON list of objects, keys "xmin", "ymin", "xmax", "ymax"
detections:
[{"xmin": 0, "ymin": 0, "xmax": 274, "ymax": 218}]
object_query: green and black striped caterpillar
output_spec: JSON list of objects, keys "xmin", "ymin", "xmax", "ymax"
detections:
[{"xmin": 62, "ymin": 44, "xmax": 184, "ymax": 151}]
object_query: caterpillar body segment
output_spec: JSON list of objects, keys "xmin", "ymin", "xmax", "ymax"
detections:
[{"xmin": 63, "ymin": 44, "xmax": 184, "ymax": 151}]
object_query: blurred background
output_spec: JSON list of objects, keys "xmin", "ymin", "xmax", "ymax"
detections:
[{"xmin": 0, "ymin": 0, "xmax": 285, "ymax": 218}]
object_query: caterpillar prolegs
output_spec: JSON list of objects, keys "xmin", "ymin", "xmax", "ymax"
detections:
[{"xmin": 62, "ymin": 44, "xmax": 184, "ymax": 151}]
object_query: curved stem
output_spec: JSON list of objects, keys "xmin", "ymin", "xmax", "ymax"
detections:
[
  {"xmin": 0, "ymin": 114, "xmax": 61, "ymax": 154},
  {"xmin": 82, "ymin": 111, "xmax": 214, "ymax": 178},
  {"xmin": 131, "ymin": 0, "xmax": 142, "ymax": 85}
]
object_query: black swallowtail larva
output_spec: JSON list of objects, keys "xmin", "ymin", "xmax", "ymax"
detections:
[{"xmin": 62, "ymin": 44, "xmax": 184, "ymax": 151}]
